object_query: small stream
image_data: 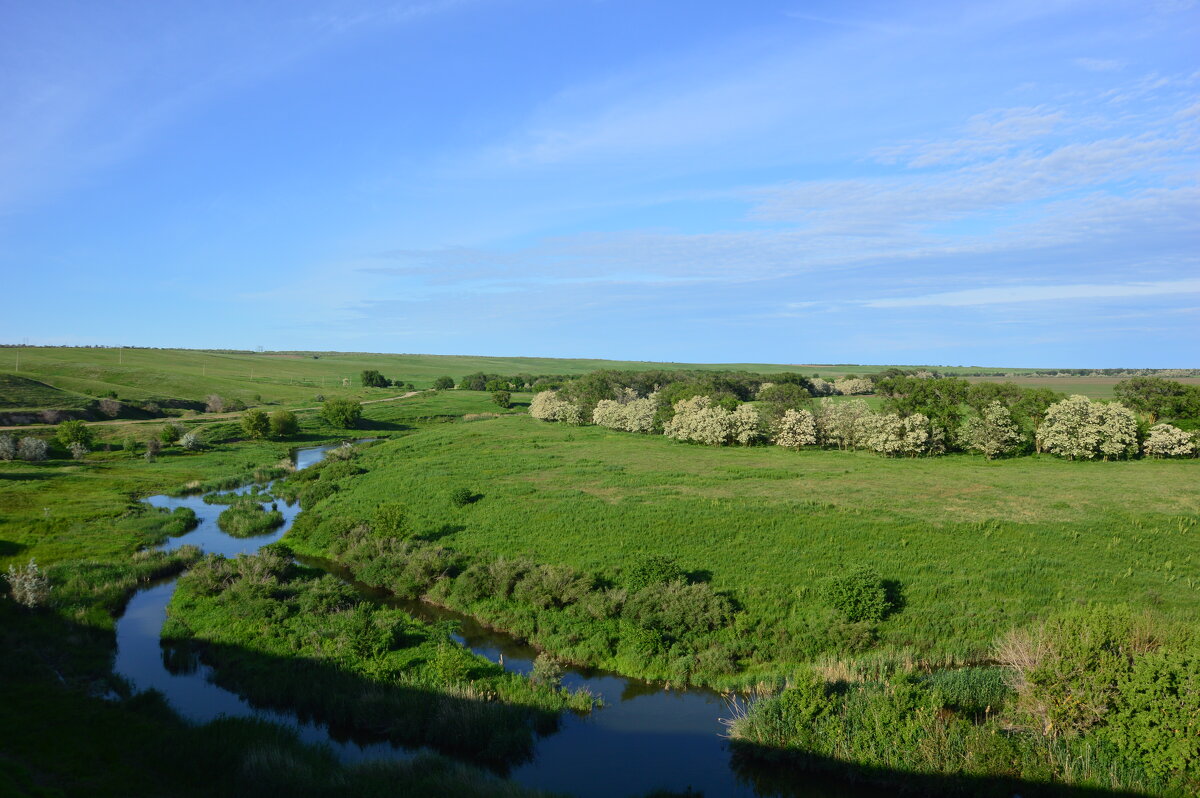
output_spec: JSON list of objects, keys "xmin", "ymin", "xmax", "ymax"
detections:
[{"xmin": 112, "ymin": 442, "xmax": 859, "ymax": 797}]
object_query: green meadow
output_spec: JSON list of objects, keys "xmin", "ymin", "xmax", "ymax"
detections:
[{"xmin": 293, "ymin": 411, "xmax": 1200, "ymax": 680}]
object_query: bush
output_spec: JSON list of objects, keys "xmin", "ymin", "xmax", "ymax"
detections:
[
  {"xmin": 321, "ymin": 398, "xmax": 362, "ymax": 429},
  {"xmin": 241, "ymin": 409, "xmax": 270, "ymax": 440},
  {"xmin": 299, "ymin": 481, "xmax": 338, "ymax": 510},
  {"xmin": 269, "ymin": 409, "xmax": 299, "ymax": 438},
  {"xmin": 361, "ymin": 369, "xmax": 390, "ymax": 388},
  {"xmin": 122, "ymin": 436, "xmax": 139, "ymax": 457},
  {"xmin": 5, "ymin": 559, "xmax": 51, "ymax": 608},
  {"xmin": 0, "ymin": 434, "xmax": 15, "ymax": 461},
  {"xmin": 55, "ymin": 419, "xmax": 93, "ymax": 450},
  {"xmin": 492, "ymin": 390, "xmax": 512, "ymax": 409},
  {"xmin": 216, "ymin": 500, "xmax": 285, "ymax": 537},
  {"xmin": 205, "ymin": 394, "xmax": 227, "ymax": 413},
  {"xmin": 371, "ymin": 502, "xmax": 409, "ymax": 538},
  {"xmin": 68, "ymin": 441, "xmax": 88, "ymax": 460},
  {"xmin": 449, "ymin": 487, "xmax": 475, "ymax": 507},
  {"xmin": 624, "ymin": 555, "xmax": 683, "ymax": 591},
  {"xmin": 160, "ymin": 423, "xmax": 183, "ymax": 445},
  {"xmin": 822, "ymin": 565, "xmax": 891, "ymax": 623},
  {"xmin": 433, "ymin": 376, "xmax": 455, "ymax": 390},
  {"xmin": 17, "ymin": 437, "xmax": 48, "ymax": 462},
  {"xmin": 179, "ymin": 432, "xmax": 203, "ymax": 451}
]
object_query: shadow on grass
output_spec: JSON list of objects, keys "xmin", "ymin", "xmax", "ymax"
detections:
[
  {"xmin": 418, "ymin": 524, "xmax": 467, "ymax": 542},
  {"xmin": 356, "ymin": 419, "xmax": 414, "ymax": 432},
  {"xmin": 0, "ymin": 540, "xmax": 23, "ymax": 557},
  {"xmin": 161, "ymin": 631, "xmax": 562, "ymax": 773},
  {"xmin": 0, "ymin": 602, "xmax": 558, "ymax": 798},
  {"xmin": 728, "ymin": 739, "xmax": 1153, "ymax": 798}
]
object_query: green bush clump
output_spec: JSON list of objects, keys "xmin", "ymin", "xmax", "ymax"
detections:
[
  {"xmin": 370, "ymin": 502, "xmax": 409, "ymax": 539},
  {"xmin": 821, "ymin": 565, "xmax": 892, "ymax": 623},
  {"xmin": 216, "ymin": 500, "xmax": 285, "ymax": 538},
  {"xmin": 298, "ymin": 481, "xmax": 338, "ymax": 510},
  {"xmin": 321, "ymin": 399, "xmax": 362, "ymax": 429},
  {"xmin": 624, "ymin": 555, "xmax": 683, "ymax": 591},
  {"xmin": 450, "ymin": 487, "xmax": 475, "ymax": 507}
]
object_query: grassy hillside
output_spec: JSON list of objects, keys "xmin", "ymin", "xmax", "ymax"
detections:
[
  {"xmin": 4, "ymin": 346, "xmax": 1164, "ymax": 413},
  {"xmin": 293, "ymin": 412, "xmax": 1200, "ymax": 680}
]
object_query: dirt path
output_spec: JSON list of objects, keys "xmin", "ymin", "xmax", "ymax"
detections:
[{"xmin": 0, "ymin": 391, "xmax": 426, "ymax": 432}]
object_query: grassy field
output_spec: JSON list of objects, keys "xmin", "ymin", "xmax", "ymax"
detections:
[
  {"xmin": 294, "ymin": 412, "xmax": 1200, "ymax": 681},
  {"xmin": 4, "ymin": 346, "xmax": 1175, "ymax": 413}
]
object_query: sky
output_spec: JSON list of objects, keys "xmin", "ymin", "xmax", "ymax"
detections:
[{"xmin": 1, "ymin": 0, "xmax": 1197, "ymax": 367}]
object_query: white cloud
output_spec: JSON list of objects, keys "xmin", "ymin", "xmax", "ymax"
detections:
[{"xmin": 864, "ymin": 278, "xmax": 1200, "ymax": 308}]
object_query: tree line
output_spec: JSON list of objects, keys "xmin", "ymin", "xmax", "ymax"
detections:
[{"xmin": 529, "ymin": 371, "xmax": 1200, "ymax": 460}]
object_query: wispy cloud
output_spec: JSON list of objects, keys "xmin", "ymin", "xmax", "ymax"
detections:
[{"xmin": 864, "ymin": 278, "xmax": 1200, "ymax": 308}]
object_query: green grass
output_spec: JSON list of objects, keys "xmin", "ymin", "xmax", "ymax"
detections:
[{"xmin": 289, "ymin": 412, "xmax": 1200, "ymax": 683}]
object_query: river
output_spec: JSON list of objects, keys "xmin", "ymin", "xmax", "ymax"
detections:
[{"xmin": 112, "ymin": 441, "xmax": 863, "ymax": 797}]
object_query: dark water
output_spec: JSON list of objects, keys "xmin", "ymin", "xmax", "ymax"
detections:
[{"xmin": 112, "ymin": 442, "xmax": 856, "ymax": 797}]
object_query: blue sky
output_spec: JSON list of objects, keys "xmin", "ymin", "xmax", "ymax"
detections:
[{"xmin": 1, "ymin": 0, "xmax": 1197, "ymax": 367}]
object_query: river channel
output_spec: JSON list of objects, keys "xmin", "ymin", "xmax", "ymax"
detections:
[{"xmin": 112, "ymin": 441, "xmax": 864, "ymax": 798}]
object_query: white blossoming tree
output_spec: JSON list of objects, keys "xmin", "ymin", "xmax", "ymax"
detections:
[
  {"xmin": 730, "ymin": 403, "xmax": 764, "ymax": 446},
  {"xmin": 530, "ymin": 390, "xmax": 582, "ymax": 424},
  {"xmin": 816, "ymin": 399, "xmax": 871, "ymax": 449},
  {"xmin": 960, "ymin": 401, "xmax": 1023, "ymax": 459},
  {"xmin": 1039, "ymin": 395, "xmax": 1138, "ymax": 460},
  {"xmin": 1143, "ymin": 423, "xmax": 1195, "ymax": 458},
  {"xmin": 833, "ymin": 377, "xmax": 874, "ymax": 396},
  {"xmin": 663, "ymin": 396, "xmax": 734, "ymax": 445},
  {"xmin": 773, "ymin": 408, "xmax": 817, "ymax": 450}
]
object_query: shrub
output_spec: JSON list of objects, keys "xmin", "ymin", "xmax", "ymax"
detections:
[
  {"xmin": 145, "ymin": 438, "xmax": 161, "ymax": 462},
  {"xmin": 361, "ymin": 369, "xmax": 390, "ymax": 388},
  {"xmin": 529, "ymin": 390, "xmax": 581, "ymax": 423},
  {"xmin": 530, "ymin": 653, "xmax": 564, "ymax": 688},
  {"xmin": 663, "ymin": 396, "xmax": 734, "ymax": 445},
  {"xmin": 1039, "ymin": 395, "xmax": 1138, "ymax": 460},
  {"xmin": 55, "ymin": 419, "xmax": 93, "ymax": 450},
  {"xmin": 822, "ymin": 565, "xmax": 891, "ymax": 623},
  {"xmin": 179, "ymin": 432, "xmax": 203, "ymax": 451},
  {"xmin": 5, "ymin": 559, "xmax": 51, "ymax": 608},
  {"xmin": 815, "ymin": 398, "xmax": 872, "ymax": 450},
  {"xmin": 492, "ymin": 390, "xmax": 512, "ymax": 409},
  {"xmin": 433, "ymin": 376, "xmax": 455, "ymax": 390},
  {"xmin": 299, "ymin": 481, "xmax": 338, "ymax": 510},
  {"xmin": 122, "ymin": 436, "xmax": 139, "ymax": 457},
  {"xmin": 241, "ymin": 409, "xmax": 270, "ymax": 439},
  {"xmin": 449, "ymin": 487, "xmax": 475, "ymax": 507},
  {"xmin": 1143, "ymin": 423, "xmax": 1195, "ymax": 458},
  {"xmin": 68, "ymin": 441, "xmax": 88, "ymax": 460},
  {"xmin": 269, "ymin": 409, "xmax": 299, "ymax": 438},
  {"xmin": 216, "ymin": 500, "xmax": 285, "ymax": 537},
  {"xmin": 321, "ymin": 398, "xmax": 362, "ymax": 429},
  {"xmin": 371, "ymin": 502, "xmax": 409, "ymax": 538},
  {"xmin": 97, "ymin": 397, "xmax": 122, "ymax": 417},
  {"xmin": 0, "ymin": 434, "xmax": 16, "ymax": 461},
  {"xmin": 205, "ymin": 394, "xmax": 227, "ymax": 413},
  {"xmin": 160, "ymin": 423, "xmax": 183, "ymax": 445},
  {"xmin": 623, "ymin": 579, "xmax": 732, "ymax": 635},
  {"xmin": 17, "ymin": 437, "xmax": 48, "ymax": 461},
  {"xmin": 624, "ymin": 555, "xmax": 683, "ymax": 591}
]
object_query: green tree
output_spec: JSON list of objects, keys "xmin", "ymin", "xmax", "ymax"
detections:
[
  {"xmin": 360, "ymin": 369, "xmax": 389, "ymax": 388},
  {"xmin": 320, "ymin": 398, "xmax": 362, "ymax": 429},
  {"xmin": 492, "ymin": 390, "xmax": 512, "ymax": 408},
  {"xmin": 433, "ymin": 376, "xmax": 455, "ymax": 390},
  {"xmin": 55, "ymin": 420, "xmax": 93, "ymax": 451},
  {"xmin": 159, "ymin": 423, "xmax": 182, "ymax": 445},
  {"xmin": 269, "ymin": 409, "xmax": 299, "ymax": 438},
  {"xmin": 241, "ymin": 409, "xmax": 270, "ymax": 439}
]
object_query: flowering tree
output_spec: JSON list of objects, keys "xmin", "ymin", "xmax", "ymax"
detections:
[
  {"xmin": 1039, "ymin": 395, "xmax": 1138, "ymax": 460},
  {"xmin": 663, "ymin": 396, "xmax": 734, "ymax": 445},
  {"xmin": 0, "ymin": 434, "xmax": 15, "ymax": 461},
  {"xmin": 815, "ymin": 399, "xmax": 871, "ymax": 449},
  {"xmin": 1142, "ymin": 423, "xmax": 1195, "ymax": 458},
  {"xmin": 773, "ymin": 408, "xmax": 817, "ymax": 449},
  {"xmin": 833, "ymin": 377, "xmax": 874, "ymax": 396},
  {"xmin": 17, "ymin": 437, "xmax": 48, "ymax": 461},
  {"xmin": 960, "ymin": 401, "xmax": 1023, "ymax": 459},
  {"xmin": 530, "ymin": 391, "xmax": 583, "ymax": 424},
  {"xmin": 730, "ymin": 403, "xmax": 764, "ymax": 445}
]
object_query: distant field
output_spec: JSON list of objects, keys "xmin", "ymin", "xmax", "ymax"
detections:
[
  {"xmin": 965, "ymin": 374, "xmax": 1200, "ymax": 398},
  {"xmin": 0, "ymin": 346, "xmax": 1170, "ymax": 413}
]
